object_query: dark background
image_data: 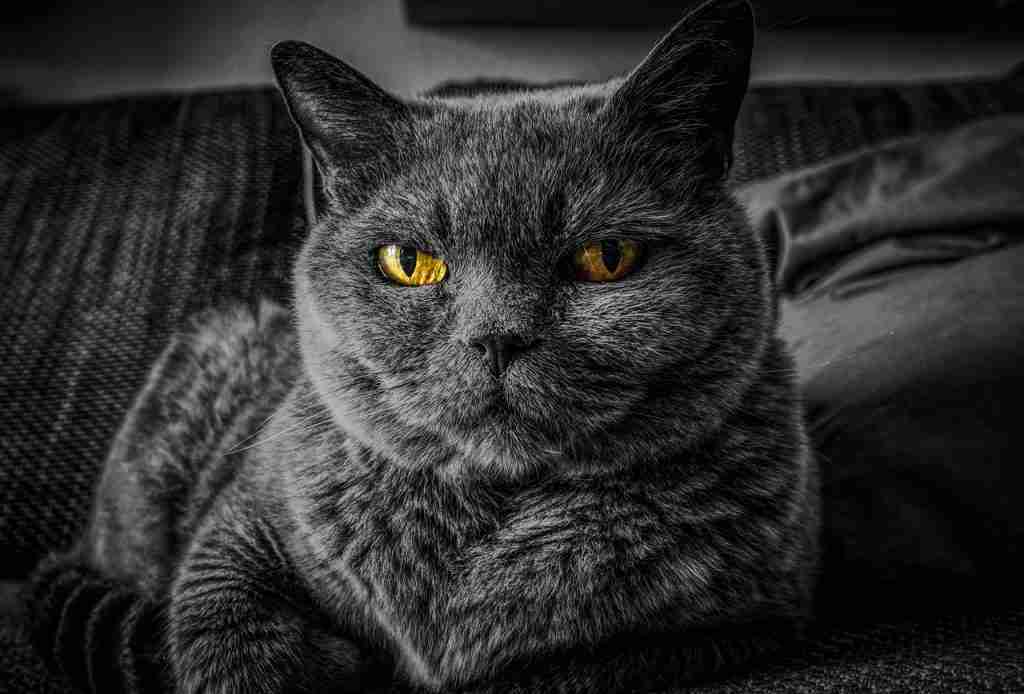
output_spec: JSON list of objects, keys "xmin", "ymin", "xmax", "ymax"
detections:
[
  {"xmin": 405, "ymin": 0, "xmax": 1024, "ymax": 28},
  {"xmin": 0, "ymin": 0, "xmax": 1022, "ymax": 105}
]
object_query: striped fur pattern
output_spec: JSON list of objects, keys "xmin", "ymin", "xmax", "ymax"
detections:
[
  {"xmin": 30, "ymin": 1, "xmax": 819, "ymax": 692},
  {"xmin": 29, "ymin": 555, "xmax": 167, "ymax": 694}
]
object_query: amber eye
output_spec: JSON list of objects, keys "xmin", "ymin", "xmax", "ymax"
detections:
[
  {"xmin": 377, "ymin": 245, "xmax": 448, "ymax": 286},
  {"xmin": 573, "ymin": 240, "xmax": 640, "ymax": 282}
]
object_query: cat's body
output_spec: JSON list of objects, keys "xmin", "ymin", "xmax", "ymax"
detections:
[{"xmin": 30, "ymin": 1, "xmax": 820, "ymax": 692}]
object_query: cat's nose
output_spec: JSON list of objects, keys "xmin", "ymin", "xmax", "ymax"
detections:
[{"xmin": 470, "ymin": 334, "xmax": 538, "ymax": 377}]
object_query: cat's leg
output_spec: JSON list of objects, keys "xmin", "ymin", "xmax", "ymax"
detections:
[
  {"xmin": 86, "ymin": 299, "xmax": 299, "ymax": 595},
  {"xmin": 28, "ymin": 300, "xmax": 299, "ymax": 693},
  {"xmin": 168, "ymin": 493, "xmax": 392, "ymax": 694}
]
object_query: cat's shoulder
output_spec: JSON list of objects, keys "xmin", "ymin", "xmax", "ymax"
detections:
[
  {"xmin": 177, "ymin": 299, "xmax": 295, "ymax": 368},
  {"xmin": 105, "ymin": 298, "xmax": 299, "ymax": 473},
  {"xmin": 115, "ymin": 298, "xmax": 301, "ymax": 465},
  {"xmin": 86, "ymin": 300, "xmax": 300, "ymax": 589}
]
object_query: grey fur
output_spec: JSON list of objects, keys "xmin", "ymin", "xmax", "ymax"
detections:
[{"xmin": 59, "ymin": 1, "xmax": 819, "ymax": 692}]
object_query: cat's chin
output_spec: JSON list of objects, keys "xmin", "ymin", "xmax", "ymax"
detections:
[
  {"xmin": 445, "ymin": 438, "xmax": 560, "ymax": 483},
  {"xmin": 435, "ymin": 406, "xmax": 570, "ymax": 480},
  {"xmin": 445, "ymin": 388, "xmax": 551, "ymax": 441}
]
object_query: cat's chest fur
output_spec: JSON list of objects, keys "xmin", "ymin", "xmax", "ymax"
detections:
[{"xmin": 279, "ymin": 430, "xmax": 723, "ymax": 688}]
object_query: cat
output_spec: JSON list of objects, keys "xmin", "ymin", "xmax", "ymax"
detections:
[{"xmin": 29, "ymin": 0, "xmax": 819, "ymax": 692}]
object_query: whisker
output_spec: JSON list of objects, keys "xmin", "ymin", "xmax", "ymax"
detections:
[
  {"xmin": 227, "ymin": 412, "xmax": 334, "ymax": 455},
  {"xmin": 225, "ymin": 410, "xmax": 283, "ymax": 455}
]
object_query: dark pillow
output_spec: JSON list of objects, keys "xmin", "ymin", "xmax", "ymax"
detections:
[{"xmin": 739, "ymin": 115, "xmax": 1024, "ymax": 617}]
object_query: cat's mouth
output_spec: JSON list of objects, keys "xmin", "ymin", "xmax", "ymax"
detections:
[
  {"xmin": 435, "ymin": 380, "xmax": 524, "ymax": 431},
  {"xmin": 477, "ymin": 389, "xmax": 517, "ymax": 422},
  {"xmin": 466, "ymin": 387, "xmax": 563, "ymax": 441}
]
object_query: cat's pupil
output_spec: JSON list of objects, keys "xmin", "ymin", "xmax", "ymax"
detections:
[
  {"xmin": 601, "ymin": 241, "xmax": 621, "ymax": 274},
  {"xmin": 400, "ymin": 247, "xmax": 418, "ymax": 277}
]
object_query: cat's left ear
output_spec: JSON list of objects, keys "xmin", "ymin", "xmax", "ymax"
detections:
[
  {"xmin": 272, "ymin": 41, "xmax": 413, "ymax": 211},
  {"xmin": 605, "ymin": 0, "xmax": 754, "ymax": 181}
]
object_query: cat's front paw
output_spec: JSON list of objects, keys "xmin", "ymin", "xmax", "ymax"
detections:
[{"xmin": 171, "ymin": 616, "xmax": 397, "ymax": 694}]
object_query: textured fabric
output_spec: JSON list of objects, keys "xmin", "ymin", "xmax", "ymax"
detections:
[
  {"xmin": 732, "ymin": 69, "xmax": 1024, "ymax": 185},
  {"xmin": 696, "ymin": 608, "xmax": 1024, "ymax": 693},
  {"xmin": 0, "ymin": 89, "xmax": 305, "ymax": 579},
  {"xmin": 3, "ymin": 591, "xmax": 1021, "ymax": 694}
]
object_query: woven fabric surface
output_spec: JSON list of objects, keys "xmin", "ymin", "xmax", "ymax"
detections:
[
  {"xmin": 731, "ymin": 74, "xmax": 1024, "ymax": 184},
  {"xmin": 2, "ymin": 70, "xmax": 1024, "ymax": 692},
  {"xmin": 697, "ymin": 607, "xmax": 1024, "ymax": 693},
  {"xmin": 3, "ymin": 592, "xmax": 1022, "ymax": 693},
  {"xmin": 0, "ymin": 89, "xmax": 305, "ymax": 579},
  {"xmin": 426, "ymin": 68, "xmax": 1024, "ymax": 186}
]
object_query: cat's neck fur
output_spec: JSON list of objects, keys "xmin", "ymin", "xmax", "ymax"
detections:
[{"xmin": 253, "ymin": 331, "xmax": 812, "ymax": 688}]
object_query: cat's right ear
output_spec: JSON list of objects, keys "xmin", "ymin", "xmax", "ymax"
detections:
[
  {"xmin": 271, "ymin": 41, "xmax": 411, "ymax": 211},
  {"xmin": 604, "ymin": 0, "xmax": 754, "ymax": 183}
]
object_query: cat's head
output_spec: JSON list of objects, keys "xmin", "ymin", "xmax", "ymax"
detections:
[{"xmin": 273, "ymin": 0, "xmax": 772, "ymax": 481}]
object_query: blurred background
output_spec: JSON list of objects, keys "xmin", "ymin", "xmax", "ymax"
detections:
[{"xmin": 0, "ymin": 0, "xmax": 1022, "ymax": 104}]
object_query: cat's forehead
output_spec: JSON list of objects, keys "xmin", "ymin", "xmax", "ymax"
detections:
[
  {"xmin": 356, "ymin": 85, "xmax": 680, "ymax": 254},
  {"xmin": 416, "ymin": 85, "xmax": 611, "ymax": 162},
  {"xmin": 401, "ymin": 93, "xmax": 615, "ymax": 220}
]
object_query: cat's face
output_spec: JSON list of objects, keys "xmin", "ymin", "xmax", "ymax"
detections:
[{"xmin": 275, "ymin": 0, "xmax": 771, "ymax": 480}]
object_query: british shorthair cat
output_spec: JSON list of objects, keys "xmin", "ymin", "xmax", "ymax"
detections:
[{"xmin": 30, "ymin": 1, "xmax": 819, "ymax": 692}]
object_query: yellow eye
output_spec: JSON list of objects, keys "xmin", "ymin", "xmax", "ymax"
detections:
[
  {"xmin": 377, "ymin": 245, "xmax": 448, "ymax": 286},
  {"xmin": 573, "ymin": 240, "xmax": 640, "ymax": 282}
]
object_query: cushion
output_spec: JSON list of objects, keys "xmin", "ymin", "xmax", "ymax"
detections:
[{"xmin": 739, "ymin": 115, "xmax": 1024, "ymax": 616}]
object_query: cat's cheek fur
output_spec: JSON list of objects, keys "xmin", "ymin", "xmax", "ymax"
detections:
[{"xmin": 300, "ymin": 222, "xmax": 459, "ymax": 385}]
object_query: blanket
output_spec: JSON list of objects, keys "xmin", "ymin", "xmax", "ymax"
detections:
[{"xmin": 740, "ymin": 116, "xmax": 1024, "ymax": 618}]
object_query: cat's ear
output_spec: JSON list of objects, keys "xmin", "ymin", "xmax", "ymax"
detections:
[
  {"xmin": 271, "ymin": 41, "xmax": 412, "ymax": 210},
  {"xmin": 605, "ymin": 0, "xmax": 754, "ymax": 181}
]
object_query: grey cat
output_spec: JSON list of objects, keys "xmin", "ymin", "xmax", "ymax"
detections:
[{"xmin": 29, "ymin": 0, "xmax": 819, "ymax": 692}]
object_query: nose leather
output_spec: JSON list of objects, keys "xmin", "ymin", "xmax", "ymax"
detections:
[{"xmin": 470, "ymin": 334, "xmax": 536, "ymax": 377}]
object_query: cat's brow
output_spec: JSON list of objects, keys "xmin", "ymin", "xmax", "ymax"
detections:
[
  {"xmin": 559, "ymin": 205, "xmax": 684, "ymax": 248},
  {"xmin": 432, "ymin": 196, "xmax": 452, "ymax": 243},
  {"xmin": 541, "ymin": 190, "xmax": 566, "ymax": 235},
  {"xmin": 353, "ymin": 201, "xmax": 444, "ymax": 252}
]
